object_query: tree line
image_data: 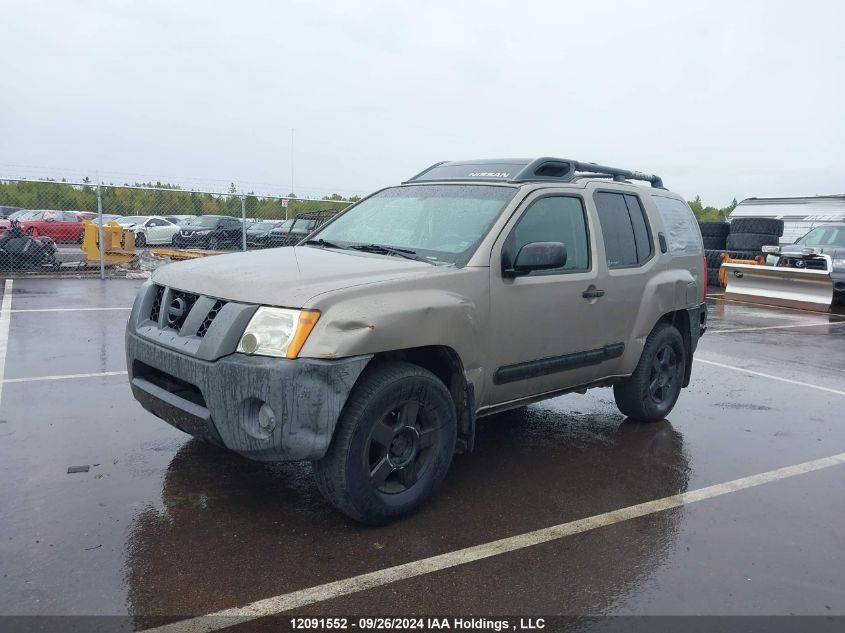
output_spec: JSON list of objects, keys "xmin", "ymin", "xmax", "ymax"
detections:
[
  {"xmin": 0, "ymin": 178, "xmax": 737, "ymax": 222},
  {"xmin": 0, "ymin": 179, "xmax": 359, "ymax": 220}
]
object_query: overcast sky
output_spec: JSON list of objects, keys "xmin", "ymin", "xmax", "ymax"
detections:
[{"xmin": 2, "ymin": 0, "xmax": 844, "ymax": 205}]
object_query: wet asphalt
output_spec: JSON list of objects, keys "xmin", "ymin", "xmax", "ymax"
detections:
[{"xmin": 0, "ymin": 280, "xmax": 843, "ymax": 626}]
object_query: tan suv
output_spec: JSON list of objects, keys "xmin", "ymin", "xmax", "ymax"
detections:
[{"xmin": 126, "ymin": 157, "xmax": 707, "ymax": 524}]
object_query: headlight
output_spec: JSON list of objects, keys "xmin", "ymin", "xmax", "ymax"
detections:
[
  {"xmin": 832, "ymin": 258, "xmax": 845, "ymax": 272},
  {"xmin": 237, "ymin": 307, "xmax": 320, "ymax": 358},
  {"xmin": 196, "ymin": 230, "xmax": 211, "ymax": 235}
]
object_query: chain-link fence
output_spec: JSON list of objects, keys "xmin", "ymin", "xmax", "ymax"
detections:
[{"xmin": 0, "ymin": 178, "xmax": 355, "ymax": 278}]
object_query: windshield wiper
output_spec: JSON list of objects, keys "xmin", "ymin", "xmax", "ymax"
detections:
[
  {"xmin": 348, "ymin": 243, "xmax": 436, "ymax": 265},
  {"xmin": 304, "ymin": 238, "xmax": 344, "ymax": 249}
]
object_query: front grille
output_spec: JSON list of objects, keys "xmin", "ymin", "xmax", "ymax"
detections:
[
  {"xmin": 782, "ymin": 257, "xmax": 828, "ymax": 271},
  {"xmin": 165, "ymin": 290, "xmax": 198, "ymax": 330},
  {"xmin": 150, "ymin": 285, "xmax": 165, "ymax": 322},
  {"xmin": 197, "ymin": 300, "xmax": 225, "ymax": 337},
  {"xmin": 147, "ymin": 285, "xmax": 226, "ymax": 338}
]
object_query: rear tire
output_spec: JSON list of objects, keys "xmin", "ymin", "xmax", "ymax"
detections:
[
  {"xmin": 314, "ymin": 362, "xmax": 457, "ymax": 524},
  {"xmin": 613, "ymin": 323, "xmax": 686, "ymax": 423},
  {"xmin": 698, "ymin": 222, "xmax": 730, "ymax": 239},
  {"xmin": 702, "ymin": 235, "xmax": 727, "ymax": 250},
  {"xmin": 725, "ymin": 232, "xmax": 779, "ymax": 252},
  {"xmin": 730, "ymin": 217, "xmax": 784, "ymax": 237}
]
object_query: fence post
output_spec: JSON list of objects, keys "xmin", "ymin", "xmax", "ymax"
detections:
[
  {"xmin": 96, "ymin": 183, "xmax": 105, "ymax": 280},
  {"xmin": 240, "ymin": 195, "xmax": 247, "ymax": 251}
]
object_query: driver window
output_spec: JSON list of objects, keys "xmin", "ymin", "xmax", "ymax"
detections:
[{"xmin": 509, "ymin": 196, "xmax": 590, "ymax": 274}]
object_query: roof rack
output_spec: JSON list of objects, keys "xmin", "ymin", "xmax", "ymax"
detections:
[{"xmin": 404, "ymin": 157, "xmax": 664, "ymax": 188}]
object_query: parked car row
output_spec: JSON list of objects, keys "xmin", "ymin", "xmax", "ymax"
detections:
[{"xmin": 0, "ymin": 209, "xmax": 340, "ymax": 248}]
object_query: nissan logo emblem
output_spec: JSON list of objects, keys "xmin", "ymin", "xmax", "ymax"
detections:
[{"xmin": 167, "ymin": 297, "xmax": 187, "ymax": 325}]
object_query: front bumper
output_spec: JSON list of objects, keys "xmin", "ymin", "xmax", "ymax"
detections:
[{"xmin": 127, "ymin": 331, "xmax": 371, "ymax": 462}]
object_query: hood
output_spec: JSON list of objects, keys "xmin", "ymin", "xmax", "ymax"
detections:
[
  {"xmin": 780, "ymin": 244, "xmax": 845, "ymax": 258},
  {"xmin": 151, "ymin": 245, "xmax": 445, "ymax": 308}
]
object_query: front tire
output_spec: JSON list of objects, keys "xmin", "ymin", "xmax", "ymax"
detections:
[
  {"xmin": 135, "ymin": 232, "xmax": 146, "ymax": 247},
  {"xmin": 314, "ymin": 362, "xmax": 457, "ymax": 524},
  {"xmin": 613, "ymin": 323, "xmax": 686, "ymax": 423}
]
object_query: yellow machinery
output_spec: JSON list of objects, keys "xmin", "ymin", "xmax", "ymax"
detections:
[
  {"xmin": 81, "ymin": 220, "xmax": 223, "ymax": 266},
  {"xmin": 81, "ymin": 220, "xmax": 136, "ymax": 266},
  {"xmin": 148, "ymin": 248, "xmax": 221, "ymax": 261},
  {"xmin": 718, "ymin": 252, "xmax": 765, "ymax": 288}
]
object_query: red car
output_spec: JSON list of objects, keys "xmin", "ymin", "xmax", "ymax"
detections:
[{"xmin": 0, "ymin": 210, "xmax": 85, "ymax": 242}]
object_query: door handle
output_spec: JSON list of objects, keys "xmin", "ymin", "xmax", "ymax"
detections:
[{"xmin": 582, "ymin": 287, "xmax": 605, "ymax": 299}]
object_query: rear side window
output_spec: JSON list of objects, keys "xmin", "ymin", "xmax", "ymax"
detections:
[
  {"xmin": 509, "ymin": 196, "xmax": 590, "ymax": 273},
  {"xmin": 594, "ymin": 192, "xmax": 652, "ymax": 268},
  {"xmin": 651, "ymin": 196, "xmax": 703, "ymax": 256}
]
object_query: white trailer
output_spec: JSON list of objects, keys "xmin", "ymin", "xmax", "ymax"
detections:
[{"xmin": 730, "ymin": 195, "xmax": 845, "ymax": 244}]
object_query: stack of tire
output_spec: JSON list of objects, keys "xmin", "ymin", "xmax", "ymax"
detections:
[
  {"xmin": 699, "ymin": 222, "xmax": 730, "ymax": 287},
  {"xmin": 699, "ymin": 218, "xmax": 784, "ymax": 288}
]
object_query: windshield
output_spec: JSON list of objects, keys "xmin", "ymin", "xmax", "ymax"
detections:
[
  {"xmin": 185, "ymin": 216, "xmax": 221, "ymax": 228},
  {"xmin": 312, "ymin": 184, "xmax": 516, "ymax": 265},
  {"xmin": 118, "ymin": 216, "xmax": 146, "ymax": 225},
  {"xmin": 249, "ymin": 221, "xmax": 277, "ymax": 230},
  {"xmin": 796, "ymin": 226, "xmax": 845, "ymax": 247},
  {"xmin": 292, "ymin": 218, "xmax": 316, "ymax": 230}
]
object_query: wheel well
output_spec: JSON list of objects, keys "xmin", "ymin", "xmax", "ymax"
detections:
[
  {"xmin": 372, "ymin": 346, "xmax": 475, "ymax": 452},
  {"xmin": 657, "ymin": 309, "xmax": 693, "ymax": 387}
]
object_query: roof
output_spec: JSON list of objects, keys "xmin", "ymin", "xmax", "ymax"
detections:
[{"xmin": 404, "ymin": 157, "xmax": 664, "ymax": 188}]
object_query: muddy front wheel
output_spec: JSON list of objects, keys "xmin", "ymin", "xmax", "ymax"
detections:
[{"xmin": 314, "ymin": 362, "xmax": 457, "ymax": 524}]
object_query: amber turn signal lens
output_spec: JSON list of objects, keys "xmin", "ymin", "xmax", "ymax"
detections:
[{"xmin": 285, "ymin": 310, "xmax": 320, "ymax": 359}]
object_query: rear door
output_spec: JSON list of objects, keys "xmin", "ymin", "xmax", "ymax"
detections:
[
  {"xmin": 485, "ymin": 190, "xmax": 611, "ymax": 406},
  {"xmin": 587, "ymin": 188, "xmax": 661, "ymax": 375}
]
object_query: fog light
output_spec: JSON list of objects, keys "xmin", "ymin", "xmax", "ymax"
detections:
[
  {"xmin": 240, "ymin": 398, "xmax": 278, "ymax": 440},
  {"xmin": 258, "ymin": 403, "xmax": 277, "ymax": 435}
]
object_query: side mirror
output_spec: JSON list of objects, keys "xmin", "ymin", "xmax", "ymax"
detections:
[{"xmin": 505, "ymin": 241, "xmax": 567, "ymax": 277}]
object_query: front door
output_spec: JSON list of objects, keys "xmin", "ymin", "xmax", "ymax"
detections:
[{"xmin": 485, "ymin": 191, "xmax": 610, "ymax": 407}]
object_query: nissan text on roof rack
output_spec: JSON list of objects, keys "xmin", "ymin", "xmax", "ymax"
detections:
[{"xmin": 126, "ymin": 157, "xmax": 707, "ymax": 524}]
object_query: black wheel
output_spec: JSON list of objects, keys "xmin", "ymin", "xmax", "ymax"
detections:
[
  {"xmin": 208, "ymin": 236, "xmax": 220, "ymax": 250},
  {"xmin": 702, "ymin": 235, "xmax": 727, "ymax": 250},
  {"xmin": 698, "ymin": 221, "xmax": 730, "ymax": 239},
  {"xmin": 704, "ymin": 249, "xmax": 725, "ymax": 269},
  {"xmin": 314, "ymin": 362, "xmax": 457, "ymax": 524},
  {"xmin": 135, "ymin": 232, "xmax": 146, "ymax": 247},
  {"xmin": 614, "ymin": 323, "xmax": 686, "ymax": 423},
  {"xmin": 730, "ymin": 217, "xmax": 784, "ymax": 237},
  {"xmin": 725, "ymin": 232, "xmax": 779, "ymax": 252},
  {"xmin": 707, "ymin": 267, "xmax": 722, "ymax": 288}
]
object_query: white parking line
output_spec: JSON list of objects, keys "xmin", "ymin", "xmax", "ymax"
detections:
[
  {"xmin": 9, "ymin": 307, "xmax": 131, "ymax": 313},
  {"xmin": 1, "ymin": 370, "xmax": 128, "ymax": 384},
  {"xmin": 142, "ymin": 451, "xmax": 845, "ymax": 633},
  {"xmin": 709, "ymin": 321, "xmax": 845, "ymax": 334},
  {"xmin": 695, "ymin": 358, "xmax": 845, "ymax": 396},
  {"xmin": 0, "ymin": 279, "xmax": 12, "ymax": 410}
]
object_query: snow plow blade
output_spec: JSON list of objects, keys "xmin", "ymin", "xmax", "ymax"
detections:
[{"xmin": 723, "ymin": 263, "xmax": 834, "ymax": 312}]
